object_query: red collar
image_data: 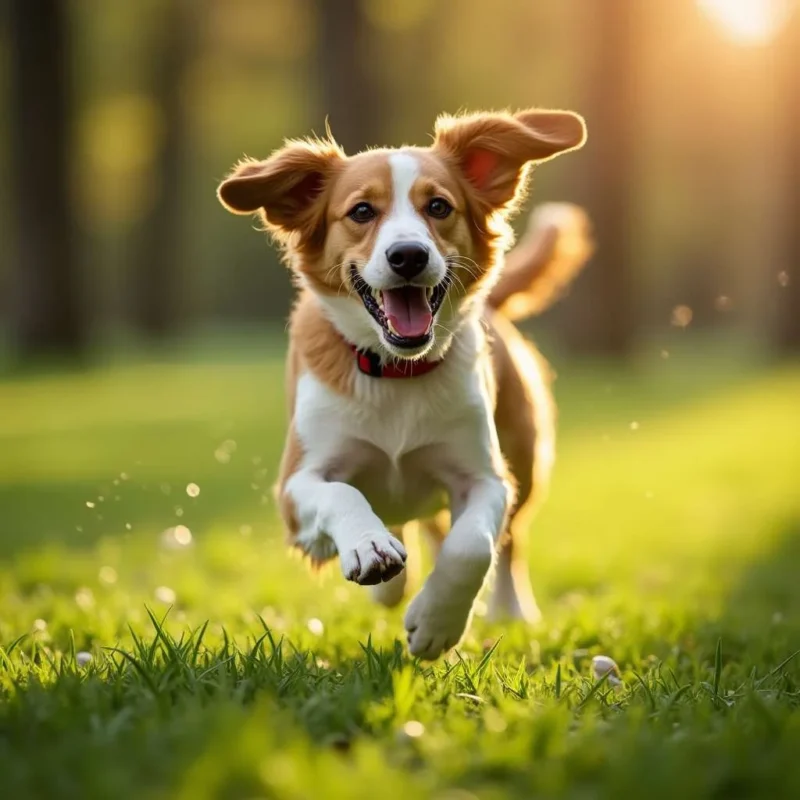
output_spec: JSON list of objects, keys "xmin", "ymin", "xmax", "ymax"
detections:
[{"xmin": 349, "ymin": 345, "xmax": 443, "ymax": 379}]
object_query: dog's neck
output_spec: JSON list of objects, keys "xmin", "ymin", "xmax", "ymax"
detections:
[
  {"xmin": 348, "ymin": 344, "xmax": 445, "ymax": 379},
  {"xmin": 289, "ymin": 289, "xmax": 490, "ymax": 401}
]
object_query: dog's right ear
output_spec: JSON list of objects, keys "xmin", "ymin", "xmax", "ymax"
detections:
[{"xmin": 217, "ymin": 138, "xmax": 344, "ymax": 236}]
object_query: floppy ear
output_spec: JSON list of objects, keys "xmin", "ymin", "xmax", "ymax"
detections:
[
  {"xmin": 433, "ymin": 109, "xmax": 586, "ymax": 211},
  {"xmin": 217, "ymin": 138, "xmax": 344, "ymax": 235}
]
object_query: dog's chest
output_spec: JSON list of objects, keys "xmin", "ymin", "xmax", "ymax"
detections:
[{"xmin": 294, "ymin": 368, "xmax": 484, "ymax": 524}]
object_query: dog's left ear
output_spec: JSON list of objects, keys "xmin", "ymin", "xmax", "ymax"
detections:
[{"xmin": 434, "ymin": 109, "xmax": 586, "ymax": 211}]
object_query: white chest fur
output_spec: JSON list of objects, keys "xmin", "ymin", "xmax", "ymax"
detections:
[{"xmin": 292, "ymin": 321, "xmax": 497, "ymax": 526}]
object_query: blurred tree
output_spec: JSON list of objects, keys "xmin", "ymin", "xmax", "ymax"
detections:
[
  {"xmin": 317, "ymin": 0, "xmax": 380, "ymax": 153},
  {"xmin": 8, "ymin": 0, "xmax": 86, "ymax": 357},
  {"xmin": 563, "ymin": 0, "xmax": 638, "ymax": 357},
  {"xmin": 774, "ymin": 5, "xmax": 800, "ymax": 352},
  {"xmin": 128, "ymin": 0, "xmax": 196, "ymax": 338}
]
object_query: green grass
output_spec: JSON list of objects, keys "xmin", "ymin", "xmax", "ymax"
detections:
[{"xmin": 1, "ymin": 334, "xmax": 799, "ymax": 799}]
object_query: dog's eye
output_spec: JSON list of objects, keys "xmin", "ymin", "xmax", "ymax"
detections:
[
  {"xmin": 348, "ymin": 202, "xmax": 377, "ymax": 223},
  {"xmin": 427, "ymin": 197, "xmax": 453, "ymax": 219}
]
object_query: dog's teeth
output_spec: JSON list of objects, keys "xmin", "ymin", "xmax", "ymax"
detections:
[
  {"xmin": 386, "ymin": 318, "xmax": 398, "ymax": 335},
  {"xmin": 426, "ymin": 287, "xmax": 433, "ymax": 300}
]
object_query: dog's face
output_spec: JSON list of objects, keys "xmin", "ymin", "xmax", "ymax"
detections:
[{"xmin": 218, "ymin": 110, "xmax": 585, "ymax": 359}]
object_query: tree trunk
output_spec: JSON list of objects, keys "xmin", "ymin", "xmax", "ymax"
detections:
[
  {"xmin": 316, "ymin": 0, "xmax": 380, "ymax": 154},
  {"xmin": 129, "ymin": 0, "xmax": 194, "ymax": 338},
  {"xmin": 562, "ymin": 0, "xmax": 638, "ymax": 357},
  {"xmin": 774, "ymin": 8, "xmax": 800, "ymax": 352},
  {"xmin": 8, "ymin": 0, "xmax": 86, "ymax": 357}
]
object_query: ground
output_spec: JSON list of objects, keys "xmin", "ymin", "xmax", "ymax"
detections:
[{"xmin": 1, "ymin": 334, "xmax": 799, "ymax": 799}]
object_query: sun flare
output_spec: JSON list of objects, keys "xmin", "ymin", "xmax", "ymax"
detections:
[{"xmin": 697, "ymin": 0, "xmax": 794, "ymax": 45}]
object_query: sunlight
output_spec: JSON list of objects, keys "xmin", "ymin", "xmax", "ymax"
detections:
[{"xmin": 698, "ymin": 0, "xmax": 794, "ymax": 45}]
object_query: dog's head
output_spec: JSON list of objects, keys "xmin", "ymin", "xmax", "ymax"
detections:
[{"xmin": 218, "ymin": 109, "xmax": 585, "ymax": 360}]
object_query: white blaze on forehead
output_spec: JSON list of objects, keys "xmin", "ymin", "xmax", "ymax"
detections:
[
  {"xmin": 358, "ymin": 149, "xmax": 447, "ymax": 298},
  {"xmin": 382, "ymin": 152, "xmax": 429, "ymax": 244}
]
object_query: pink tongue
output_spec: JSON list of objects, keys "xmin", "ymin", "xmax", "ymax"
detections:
[{"xmin": 382, "ymin": 287, "xmax": 432, "ymax": 338}]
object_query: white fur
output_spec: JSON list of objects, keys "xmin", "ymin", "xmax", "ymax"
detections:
[{"xmin": 285, "ymin": 317, "xmax": 514, "ymax": 659}]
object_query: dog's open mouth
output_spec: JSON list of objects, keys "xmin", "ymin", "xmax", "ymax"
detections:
[{"xmin": 350, "ymin": 266, "xmax": 449, "ymax": 349}]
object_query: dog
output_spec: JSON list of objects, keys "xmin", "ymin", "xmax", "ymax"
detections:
[{"xmin": 218, "ymin": 109, "xmax": 592, "ymax": 660}]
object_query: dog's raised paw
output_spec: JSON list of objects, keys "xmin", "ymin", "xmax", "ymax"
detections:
[{"xmin": 340, "ymin": 533, "xmax": 407, "ymax": 586}]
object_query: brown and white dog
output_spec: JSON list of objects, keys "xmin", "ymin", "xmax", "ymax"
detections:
[{"xmin": 218, "ymin": 109, "xmax": 592, "ymax": 659}]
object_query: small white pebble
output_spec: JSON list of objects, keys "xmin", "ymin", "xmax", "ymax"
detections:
[
  {"xmin": 307, "ymin": 618, "xmax": 324, "ymax": 636},
  {"xmin": 125, "ymin": 523, "xmax": 132, "ymax": 531},
  {"xmin": 155, "ymin": 586, "xmax": 176, "ymax": 604},
  {"xmin": 591, "ymin": 654, "xmax": 622, "ymax": 687},
  {"xmin": 76, "ymin": 651, "xmax": 92, "ymax": 667},
  {"xmin": 403, "ymin": 720, "xmax": 425, "ymax": 738},
  {"xmin": 85, "ymin": 501, "xmax": 95, "ymax": 509},
  {"xmin": 186, "ymin": 482, "xmax": 200, "ymax": 498}
]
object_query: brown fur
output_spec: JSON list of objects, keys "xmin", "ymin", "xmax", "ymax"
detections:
[{"xmin": 488, "ymin": 204, "xmax": 594, "ymax": 319}]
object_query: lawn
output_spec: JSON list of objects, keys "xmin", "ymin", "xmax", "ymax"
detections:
[{"xmin": 1, "ymin": 334, "xmax": 799, "ymax": 799}]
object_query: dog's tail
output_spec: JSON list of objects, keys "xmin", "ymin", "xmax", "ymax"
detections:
[{"xmin": 487, "ymin": 202, "xmax": 593, "ymax": 321}]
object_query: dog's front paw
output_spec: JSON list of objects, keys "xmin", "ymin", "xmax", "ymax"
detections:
[
  {"xmin": 340, "ymin": 532, "xmax": 407, "ymax": 586},
  {"xmin": 403, "ymin": 581, "xmax": 477, "ymax": 660}
]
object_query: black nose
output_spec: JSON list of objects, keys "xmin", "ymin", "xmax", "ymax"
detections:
[{"xmin": 386, "ymin": 242, "xmax": 429, "ymax": 280}]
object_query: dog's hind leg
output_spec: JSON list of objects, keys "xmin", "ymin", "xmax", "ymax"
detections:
[
  {"xmin": 488, "ymin": 507, "xmax": 541, "ymax": 623},
  {"xmin": 487, "ymin": 312, "xmax": 555, "ymax": 624},
  {"xmin": 371, "ymin": 522, "xmax": 421, "ymax": 608}
]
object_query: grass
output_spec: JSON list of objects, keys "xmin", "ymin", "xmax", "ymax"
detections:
[{"xmin": 1, "ymin": 333, "xmax": 799, "ymax": 799}]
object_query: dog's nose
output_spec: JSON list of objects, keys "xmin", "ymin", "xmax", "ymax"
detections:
[{"xmin": 386, "ymin": 242, "xmax": 429, "ymax": 281}]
